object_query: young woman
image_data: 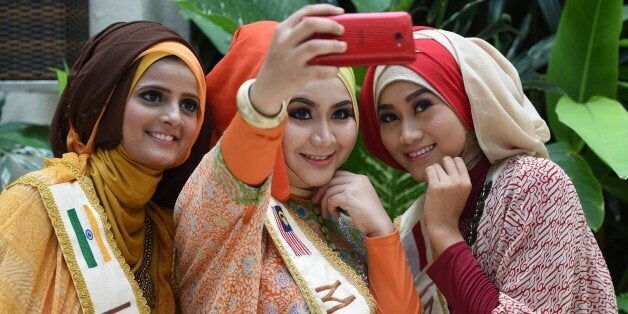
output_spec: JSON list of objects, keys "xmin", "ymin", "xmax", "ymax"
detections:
[
  {"xmin": 358, "ymin": 26, "xmax": 616, "ymax": 313},
  {"xmin": 174, "ymin": 4, "xmax": 420, "ymax": 313},
  {"xmin": 0, "ymin": 21, "xmax": 206, "ymax": 312}
]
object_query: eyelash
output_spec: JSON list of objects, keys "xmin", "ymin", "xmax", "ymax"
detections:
[
  {"xmin": 139, "ymin": 91, "xmax": 198, "ymax": 113},
  {"xmin": 140, "ymin": 91, "xmax": 162, "ymax": 102},
  {"xmin": 378, "ymin": 100, "xmax": 432, "ymax": 123},
  {"xmin": 288, "ymin": 108, "xmax": 354, "ymax": 121}
]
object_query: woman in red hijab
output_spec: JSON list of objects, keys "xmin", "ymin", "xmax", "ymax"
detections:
[{"xmin": 359, "ymin": 27, "xmax": 616, "ymax": 313}]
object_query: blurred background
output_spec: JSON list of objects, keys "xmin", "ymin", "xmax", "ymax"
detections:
[{"xmin": 1, "ymin": 0, "xmax": 626, "ymax": 310}]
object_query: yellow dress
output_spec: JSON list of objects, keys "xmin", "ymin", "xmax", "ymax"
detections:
[{"xmin": 0, "ymin": 153, "xmax": 176, "ymax": 313}]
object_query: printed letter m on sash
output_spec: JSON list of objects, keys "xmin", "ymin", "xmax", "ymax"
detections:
[{"xmin": 315, "ymin": 280, "xmax": 356, "ymax": 313}]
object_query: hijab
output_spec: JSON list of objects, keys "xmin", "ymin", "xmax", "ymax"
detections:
[
  {"xmin": 48, "ymin": 21, "xmax": 206, "ymax": 309},
  {"xmin": 204, "ymin": 21, "xmax": 358, "ymax": 201},
  {"xmin": 359, "ymin": 27, "xmax": 550, "ymax": 219},
  {"xmin": 359, "ymin": 27, "xmax": 550, "ymax": 172}
]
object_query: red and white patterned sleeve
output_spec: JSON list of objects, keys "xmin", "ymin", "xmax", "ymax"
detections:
[{"xmin": 474, "ymin": 156, "xmax": 616, "ymax": 313}]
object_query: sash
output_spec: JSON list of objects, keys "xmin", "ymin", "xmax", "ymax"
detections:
[
  {"xmin": 395, "ymin": 159, "xmax": 508, "ymax": 313},
  {"xmin": 264, "ymin": 198, "xmax": 376, "ymax": 313},
  {"xmin": 18, "ymin": 174, "xmax": 149, "ymax": 314}
]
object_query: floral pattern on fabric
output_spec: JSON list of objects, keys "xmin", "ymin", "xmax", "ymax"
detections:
[{"xmin": 174, "ymin": 144, "xmax": 370, "ymax": 313}]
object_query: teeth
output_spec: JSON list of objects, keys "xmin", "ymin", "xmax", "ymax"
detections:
[
  {"xmin": 149, "ymin": 132, "xmax": 175, "ymax": 141},
  {"xmin": 304, "ymin": 154, "xmax": 330, "ymax": 161},
  {"xmin": 408, "ymin": 144, "xmax": 434, "ymax": 158}
]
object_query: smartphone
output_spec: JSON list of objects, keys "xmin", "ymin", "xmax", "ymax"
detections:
[{"xmin": 306, "ymin": 12, "xmax": 416, "ymax": 67}]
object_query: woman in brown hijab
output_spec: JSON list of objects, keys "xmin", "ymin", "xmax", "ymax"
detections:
[{"xmin": 0, "ymin": 21, "xmax": 205, "ymax": 313}]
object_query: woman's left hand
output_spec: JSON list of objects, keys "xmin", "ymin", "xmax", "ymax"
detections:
[{"xmin": 311, "ymin": 171, "xmax": 394, "ymax": 237}]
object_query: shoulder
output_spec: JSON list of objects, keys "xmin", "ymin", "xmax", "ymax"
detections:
[
  {"xmin": 498, "ymin": 155, "xmax": 572, "ymax": 192},
  {"xmin": 11, "ymin": 157, "xmax": 78, "ymax": 188},
  {"xmin": 488, "ymin": 155, "xmax": 579, "ymax": 225},
  {"xmin": 1, "ymin": 177, "xmax": 54, "ymax": 240}
]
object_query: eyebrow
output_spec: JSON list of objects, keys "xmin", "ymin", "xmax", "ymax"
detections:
[
  {"xmin": 289, "ymin": 97, "xmax": 352, "ymax": 109},
  {"xmin": 377, "ymin": 88, "xmax": 431, "ymax": 111},
  {"xmin": 135, "ymin": 84, "xmax": 199, "ymax": 101}
]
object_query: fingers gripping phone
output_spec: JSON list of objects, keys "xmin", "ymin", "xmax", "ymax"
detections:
[{"xmin": 306, "ymin": 12, "xmax": 416, "ymax": 67}]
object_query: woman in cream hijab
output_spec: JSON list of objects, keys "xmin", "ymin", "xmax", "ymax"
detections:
[
  {"xmin": 0, "ymin": 21, "xmax": 205, "ymax": 312},
  {"xmin": 359, "ymin": 26, "xmax": 616, "ymax": 313}
]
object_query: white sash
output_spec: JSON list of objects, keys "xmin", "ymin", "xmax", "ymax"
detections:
[
  {"xmin": 43, "ymin": 180, "xmax": 148, "ymax": 313},
  {"xmin": 264, "ymin": 198, "xmax": 375, "ymax": 313},
  {"xmin": 395, "ymin": 159, "xmax": 508, "ymax": 313}
]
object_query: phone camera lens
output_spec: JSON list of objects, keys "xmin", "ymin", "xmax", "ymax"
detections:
[{"xmin": 394, "ymin": 32, "xmax": 403, "ymax": 41}]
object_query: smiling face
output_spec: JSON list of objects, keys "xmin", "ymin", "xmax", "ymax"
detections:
[
  {"xmin": 122, "ymin": 58, "xmax": 200, "ymax": 169},
  {"xmin": 283, "ymin": 77, "xmax": 357, "ymax": 189},
  {"xmin": 377, "ymin": 80, "xmax": 467, "ymax": 182}
]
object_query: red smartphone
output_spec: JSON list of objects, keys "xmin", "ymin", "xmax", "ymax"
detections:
[{"xmin": 306, "ymin": 12, "xmax": 416, "ymax": 67}]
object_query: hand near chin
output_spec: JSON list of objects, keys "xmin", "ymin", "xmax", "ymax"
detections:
[
  {"xmin": 250, "ymin": 4, "xmax": 347, "ymax": 115},
  {"xmin": 423, "ymin": 156, "xmax": 471, "ymax": 254},
  {"xmin": 311, "ymin": 170, "xmax": 394, "ymax": 238}
]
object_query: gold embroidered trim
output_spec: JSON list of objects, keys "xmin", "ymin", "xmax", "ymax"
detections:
[
  {"xmin": 13, "ymin": 161, "xmax": 150, "ymax": 314},
  {"xmin": 13, "ymin": 175, "xmax": 94, "ymax": 313},
  {"xmin": 263, "ymin": 216, "xmax": 322, "ymax": 314},
  {"xmin": 69, "ymin": 164, "xmax": 150, "ymax": 313},
  {"xmin": 421, "ymin": 219, "xmax": 448, "ymax": 313},
  {"xmin": 290, "ymin": 211, "xmax": 376, "ymax": 313},
  {"xmin": 393, "ymin": 215, "xmax": 401, "ymax": 230}
]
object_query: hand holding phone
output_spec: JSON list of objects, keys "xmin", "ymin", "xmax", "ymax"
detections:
[{"xmin": 306, "ymin": 12, "xmax": 416, "ymax": 67}]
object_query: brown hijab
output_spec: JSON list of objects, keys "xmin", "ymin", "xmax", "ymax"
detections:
[{"xmin": 50, "ymin": 21, "xmax": 201, "ymax": 156}]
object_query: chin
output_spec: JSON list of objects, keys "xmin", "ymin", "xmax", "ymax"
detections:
[
  {"xmin": 407, "ymin": 168, "xmax": 427, "ymax": 183},
  {"xmin": 146, "ymin": 157, "xmax": 178, "ymax": 169},
  {"xmin": 300, "ymin": 172, "xmax": 334, "ymax": 188}
]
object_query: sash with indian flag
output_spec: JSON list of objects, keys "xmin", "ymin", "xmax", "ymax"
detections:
[
  {"xmin": 44, "ymin": 180, "xmax": 149, "ymax": 313},
  {"xmin": 264, "ymin": 198, "xmax": 376, "ymax": 313}
]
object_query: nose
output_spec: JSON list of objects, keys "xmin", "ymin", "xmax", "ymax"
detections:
[
  {"xmin": 160, "ymin": 102, "xmax": 183, "ymax": 128},
  {"xmin": 399, "ymin": 119, "xmax": 422, "ymax": 145},
  {"xmin": 311, "ymin": 120, "xmax": 335, "ymax": 147}
]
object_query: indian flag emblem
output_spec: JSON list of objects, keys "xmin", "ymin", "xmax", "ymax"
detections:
[{"xmin": 66, "ymin": 205, "xmax": 111, "ymax": 268}]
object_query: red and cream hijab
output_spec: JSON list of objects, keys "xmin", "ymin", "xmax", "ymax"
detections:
[{"xmin": 359, "ymin": 27, "xmax": 550, "ymax": 172}]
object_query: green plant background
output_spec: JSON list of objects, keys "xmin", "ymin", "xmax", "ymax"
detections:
[{"xmin": 174, "ymin": 0, "xmax": 628, "ymax": 303}]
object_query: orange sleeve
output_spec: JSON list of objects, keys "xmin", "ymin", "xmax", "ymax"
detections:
[
  {"xmin": 365, "ymin": 229, "xmax": 422, "ymax": 314},
  {"xmin": 221, "ymin": 112, "xmax": 286, "ymax": 186}
]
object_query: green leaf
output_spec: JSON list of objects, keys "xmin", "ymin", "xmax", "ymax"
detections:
[
  {"xmin": 351, "ymin": 0, "xmax": 391, "ymax": 13},
  {"xmin": 442, "ymin": 0, "xmax": 483, "ymax": 35},
  {"xmin": 176, "ymin": 0, "xmax": 314, "ymax": 54},
  {"xmin": 0, "ymin": 123, "xmax": 51, "ymax": 150},
  {"xmin": 535, "ymin": 0, "xmax": 561, "ymax": 33},
  {"xmin": 390, "ymin": 0, "xmax": 414, "ymax": 12},
  {"xmin": 556, "ymin": 96, "xmax": 628, "ymax": 179},
  {"xmin": 545, "ymin": 0, "xmax": 623, "ymax": 143},
  {"xmin": 427, "ymin": 0, "xmax": 449, "ymax": 26},
  {"xmin": 579, "ymin": 148, "xmax": 628, "ymax": 204},
  {"xmin": 619, "ymin": 292, "xmax": 628, "ymax": 313},
  {"xmin": 505, "ymin": 14, "xmax": 531, "ymax": 59},
  {"xmin": 511, "ymin": 35, "xmax": 554, "ymax": 79},
  {"xmin": 521, "ymin": 80, "xmax": 563, "ymax": 94},
  {"xmin": 487, "ymin": 0, "xmax": 505, "ymax": 24},
  {"xmin": 179, "ymin": 7, "xmax": 234, "ymax": 54},
  {"xmin": 547, "ymin": 141, "xmax": 604, "ymax": 230},
  {"xmin": 476, "ymin": 14, "xmax": 520, "ymax": 40}
]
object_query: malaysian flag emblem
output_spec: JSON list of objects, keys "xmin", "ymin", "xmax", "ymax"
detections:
[{"xmin": 273, "ymin": 205, "xmax": 311, "ymax": 256}]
